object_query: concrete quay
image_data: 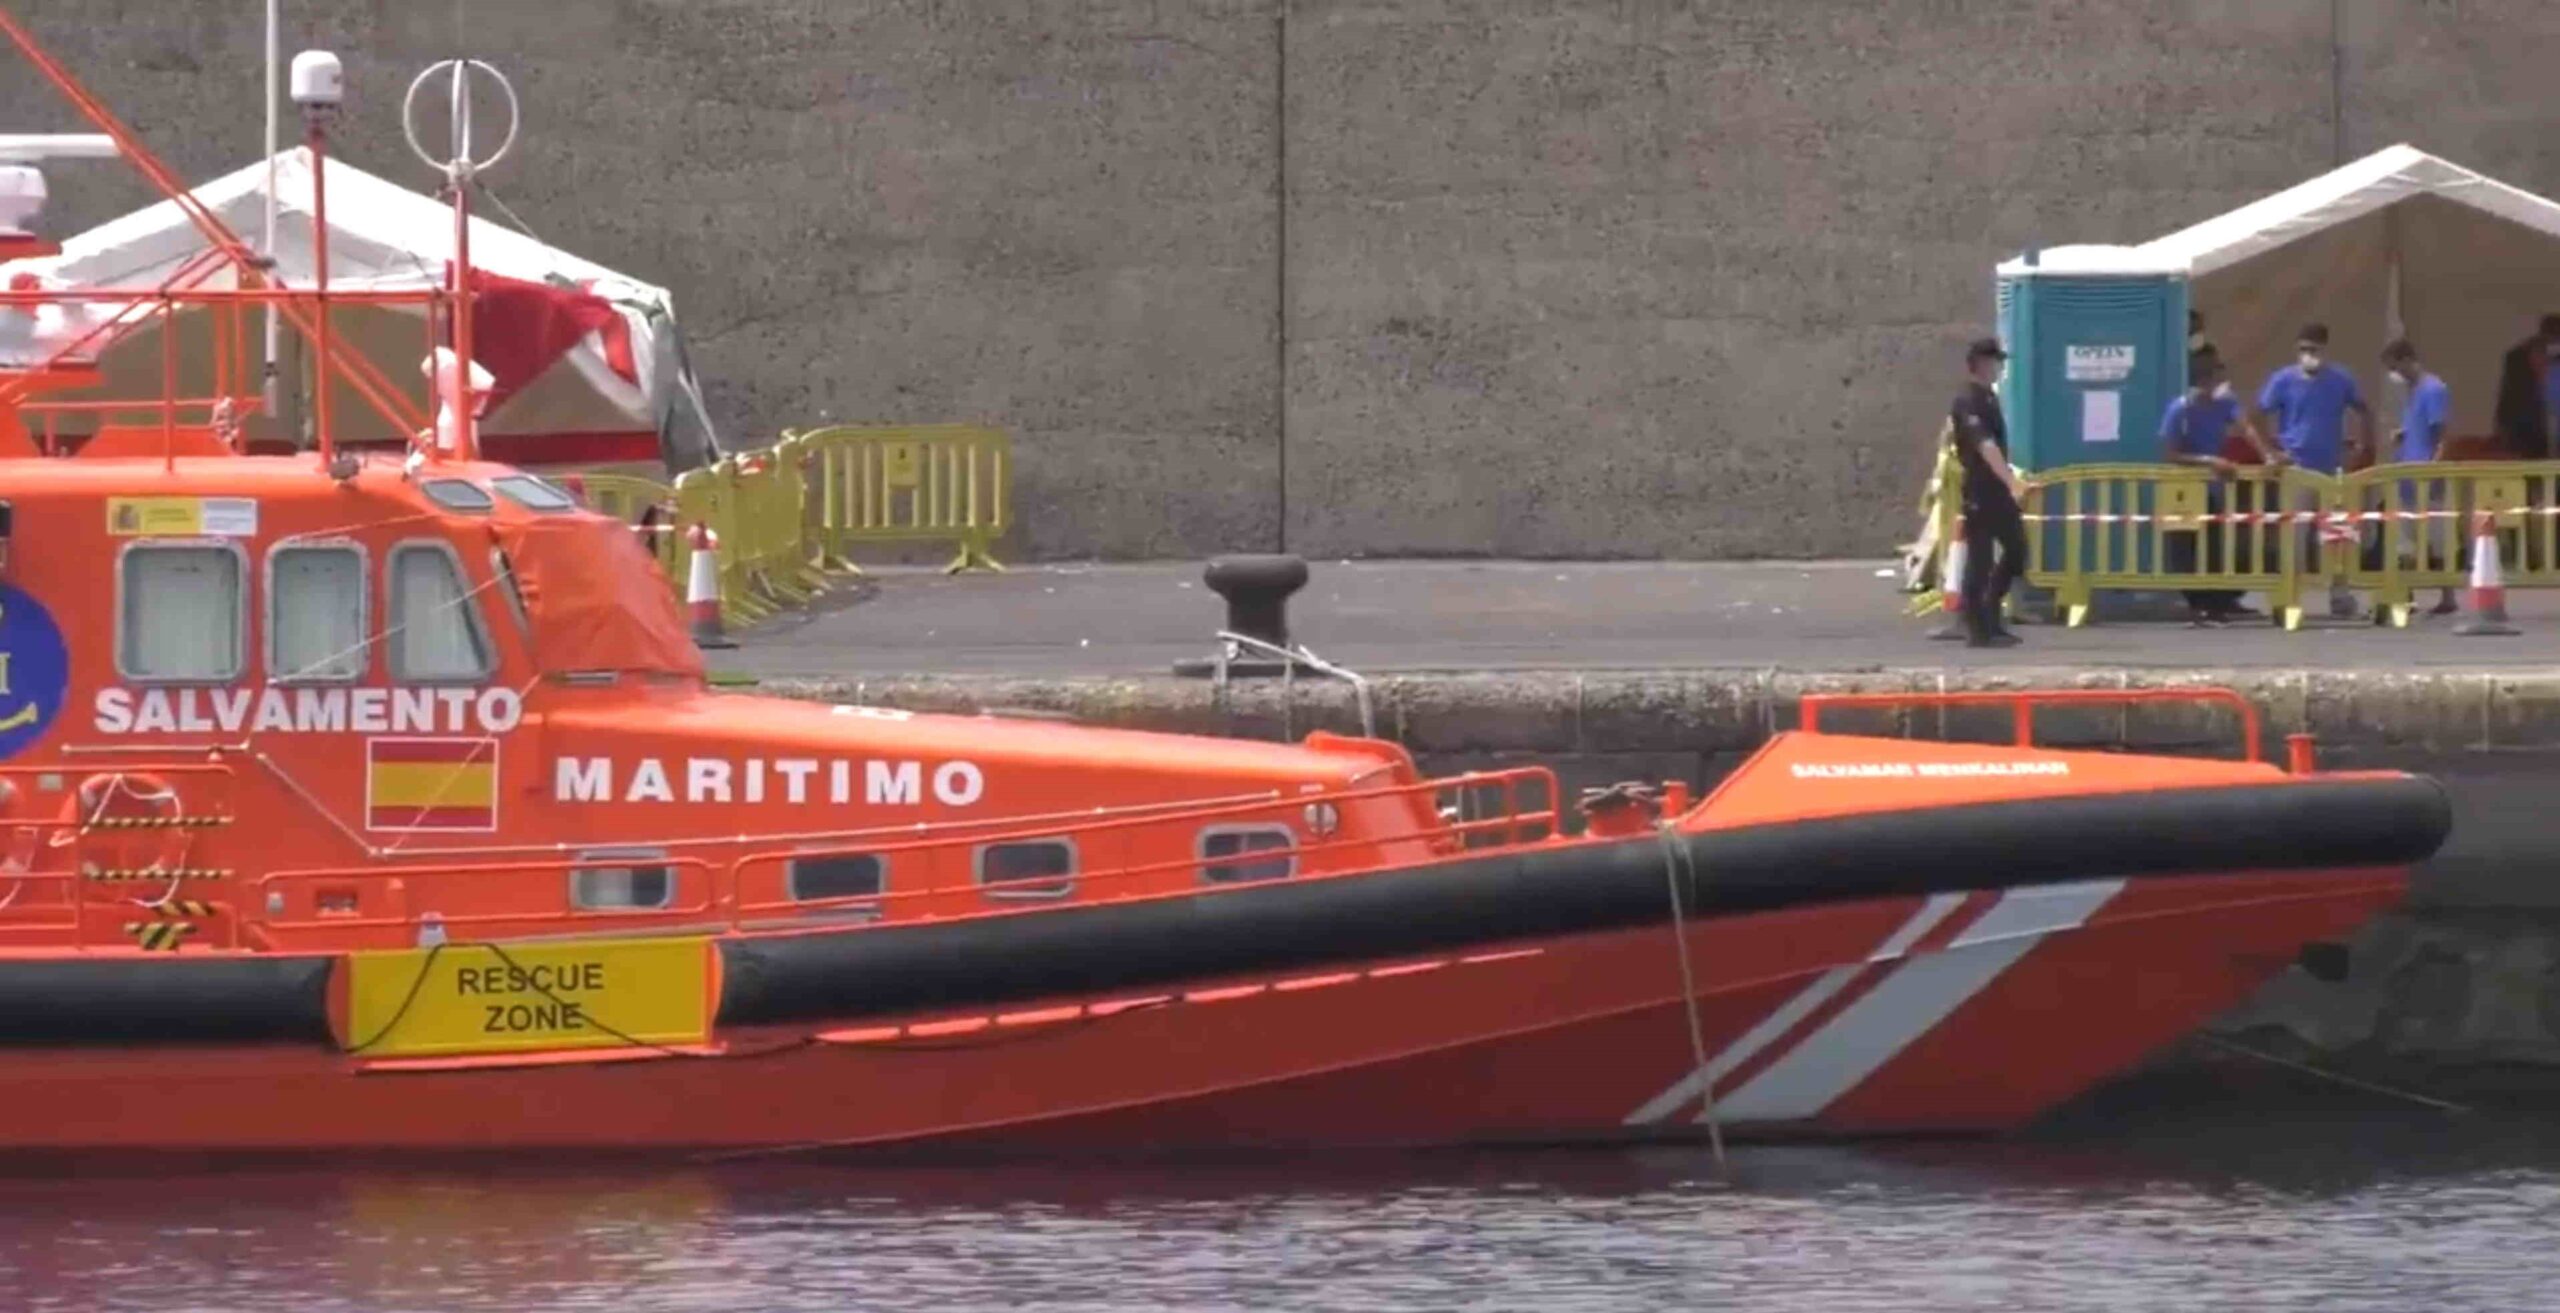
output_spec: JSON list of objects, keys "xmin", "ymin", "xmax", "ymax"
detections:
[{"xmin": 714, "ymin": 560, "xmax": 2560, "ymax": 1095}]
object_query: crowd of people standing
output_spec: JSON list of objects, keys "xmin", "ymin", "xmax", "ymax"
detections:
[{"xmin": 1940, "ymin": 313, "xmax": 2560, "ymax": 645}]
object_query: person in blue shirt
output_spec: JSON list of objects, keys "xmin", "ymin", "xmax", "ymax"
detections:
[
  {"xmin": 2161, "ymin": 353, "xmax": 2282, "ymax": 624},
  {"xmin": 2254, "ymin": 322, "xmax": 2376, "ymax": 618},
  {"xmin": 2382, "ymin": 338, "xmax": 2460, "ymax": 617},
  {"xmin": 2254, "ymin": 322, "xmax": 2376, "ymax": 473}
]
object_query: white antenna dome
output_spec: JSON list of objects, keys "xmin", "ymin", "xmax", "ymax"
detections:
[{"xmin": 290, "ymin": 50, "xmax": 344, "ymax": 108}]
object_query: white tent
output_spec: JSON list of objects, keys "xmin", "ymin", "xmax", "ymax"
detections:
[
  {"xmin": 0, "ymin": 147, "xmax": 720, "ymax": 468},
  {"xmin": 2005, "ymin": 145, "xmax": 2560, "ymax": 442}
]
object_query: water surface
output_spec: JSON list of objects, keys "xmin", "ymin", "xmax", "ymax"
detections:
[{"xmin": 4, "ymin": 1107, "xmax": 2554, "ymax": 1311}]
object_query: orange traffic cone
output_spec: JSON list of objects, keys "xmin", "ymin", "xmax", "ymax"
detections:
[
  {"xmin": 1929, "ymin": 514, "xmax": 1969, "ymax": 641},
  {"xmin": 2456, "ymin": 511, "xmax": 2519, "ymax": 637},
  {"xmin": 686, "ymin": 522, "xmax": 738, "ymax": 649}
]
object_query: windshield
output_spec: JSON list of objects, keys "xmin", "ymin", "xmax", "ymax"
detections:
[{"xmin": 490, "ymin": 515, "xmax": 704, "ymax": 679}]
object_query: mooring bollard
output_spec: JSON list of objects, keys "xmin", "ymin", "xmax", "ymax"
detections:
[{"xmin": 1173, "ymin": 554, "xmax": 1310, "ymax": 678}]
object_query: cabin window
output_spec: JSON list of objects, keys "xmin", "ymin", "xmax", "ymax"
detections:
[
  {"xmin": 570, "ymin": 850, "xmax": 675, "ymax": 911},
  {"xmin": 975, "ymin": 838, "xmax": 1075, "ymax": 899},
  {"xmin": 492, "ymin": 475, "xmax": 578, "ymax": 512},
  {"xmin": 788, "ymin": 852, "xmax": 887, "ymax": 907},
  {"xmin": 118, "ymin": 543, "xmax": 244, "ymax": 682},
  {"xmin": 267, "ymin": 544, "xmax": 367, "ymax": 682},
  {"xmin": 388, "ymin": 542, "xmax": 493, "ymax": 682},
  {"xmin": 420, "ymin": 479, "xmax": 494, "ymax": 514},
  {"xmin": 1199, "ymin": 825, "xmax": 1297, "ymax": 885}
]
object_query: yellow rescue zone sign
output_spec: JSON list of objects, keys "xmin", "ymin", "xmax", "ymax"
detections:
[{"xmin": 341, "ymin": 937, "xmax": 713, "ymax": 1058}]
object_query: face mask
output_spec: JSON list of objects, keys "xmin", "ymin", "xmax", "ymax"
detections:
[{"xmin": 2299, "ymin": 352, "xmax": 2323, "ymax": 372}]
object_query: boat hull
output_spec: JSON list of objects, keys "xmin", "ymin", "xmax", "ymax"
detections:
[{"xmin": 0, "ymin": 867, "xmax": 2400, "ymax": 1158}]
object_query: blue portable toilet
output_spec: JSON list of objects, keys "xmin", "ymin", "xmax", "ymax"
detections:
[{"xmin": 1992, "ymin": 245, "xmax": 2189, "ymax": 473}]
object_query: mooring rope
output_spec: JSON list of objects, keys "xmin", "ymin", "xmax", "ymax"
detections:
[
  {"xmin": 1657, "ymin": 821, "xmax": 1727, "ymax": 1173},
  {"xmin": 2193, "ymin": 1032, "xmax": 2470, "ymax": 1115}
]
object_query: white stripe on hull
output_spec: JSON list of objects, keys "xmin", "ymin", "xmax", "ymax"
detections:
[
  {"xmin": 1622, "ymin": 891, "xmax": 1967, "ymax": 1125},
  {"xmin": 1624, "ymin": 878, "xmax": 2126, "ymax": 1127}
]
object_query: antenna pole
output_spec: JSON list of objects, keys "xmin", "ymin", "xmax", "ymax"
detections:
[
  {"xmin": 449, "ymin": 62, "xmax": 476, "ymax": 463},
  {"xmin": 402, "ymin": 57, "xmax": 517, "ymax": 465},
  {"xmin": 261, "ymin": 0, "xmax": 280, "ymax": 422},
  {"xmin": 307, "ymin": 117, "xmax": 332, "ymax": 465}
]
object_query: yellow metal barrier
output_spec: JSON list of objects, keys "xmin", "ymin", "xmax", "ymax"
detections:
[
  {"xmin": 669, "ymin": 464, "xmax": 764, "ymax": 623},
  {"xmin": 1903, "ymin": 433, "xmax": 1962, "ymax": 619},
  {"xmin": 725, "ymin": 441, "xmax": 833, "ymax": 612},
  {"xmin": 2021, "ymin": 463, "xmax": 2339, "ymax": 630},
  {"xmin": 2342, "ymin": 461, "xmax": 2560, "ymax": 625},
  {"xmin": 550, "ymin": 424, "xmax": 1014, "ymax": 631},
  {"xmin": 796, "ymin": 423, "xmax": 1010, "ymax": 574}
]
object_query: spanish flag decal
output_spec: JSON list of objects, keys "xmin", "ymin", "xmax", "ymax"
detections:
[{"xmin": 366, "ymin": 737, "xmax": 499, "ymax": 831}]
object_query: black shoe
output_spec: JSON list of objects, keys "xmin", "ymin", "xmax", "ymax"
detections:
[
  {"xmin": 2189, "ymin": 607, "xmax": 2227, "ymax": 627},
  {"xmin": 2429, "ymin": 594, "xmax": 2460, "ymax": 617},
  {"xmin": 1965, "ymin": 632, "xmax": 2024, "ymax": 649}
]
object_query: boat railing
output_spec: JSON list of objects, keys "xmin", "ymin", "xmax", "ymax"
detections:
[
  {"xmin": 0, "ymin": 761, "xmax": 240, "ymax": 948},
  {"xmin": 233, "ymin": 764, "xmax": 1560, "ymax": 951},
  {"xmin": 246, "ymin": 854, "xmax": 729, "ymax": 951},
  {"xmin": 731, "ymin": 764, "xmax": 1560, "ymax": 923},
  {"xmin": 1798, "ymin": 687, "xmax": 2284, "ymax": 767}
]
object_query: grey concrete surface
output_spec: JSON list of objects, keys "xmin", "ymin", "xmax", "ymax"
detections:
[
  {"xmin": 713, "ymin": 559, "xmax": 2560, "ymax": 678},
  {"xmin": 14, "ymin": 3, "xmax": 2560, "ymax": 560}
]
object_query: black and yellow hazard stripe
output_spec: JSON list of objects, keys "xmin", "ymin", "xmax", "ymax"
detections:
[
  {"xmin": 121, "ymin": 920, "xmax": 198, "ymax": 952},
  {"xmin": 83, "ymin": 868, "xmax": 232, "ymax": 882},
  {"xmin": 85, "ymin": 814, "xmax": 233, "ymax": 830}
]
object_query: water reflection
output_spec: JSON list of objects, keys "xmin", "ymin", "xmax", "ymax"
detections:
[{"xmin": 3, "ymin": 1112, "xmax": 2557, "ymax": 1312}]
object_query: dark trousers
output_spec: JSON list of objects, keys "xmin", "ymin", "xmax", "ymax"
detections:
[
  {"xmin": 1960, "ymin": 495, "xmax": 2027, "ymax": 639},
  {"xmin": 2167, "ymin": 485, "xmax": 2246, "ymax": 612}
]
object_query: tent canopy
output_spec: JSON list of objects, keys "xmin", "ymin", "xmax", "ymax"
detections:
[
  {"xmin": 0, "ymin": 148, "xmax": 720, "ymax": 468},
  {"xmin": 2006, "ymin": 145, "xmax": 2560, "ymax": 440}
]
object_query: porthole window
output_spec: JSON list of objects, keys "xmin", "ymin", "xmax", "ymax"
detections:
[
  {"xmin": 118, "ymin": 543, "xmax": 245, "ymax": 682},
  {"xmin": 975, "ymin": 838, "xmax": 1075, "ymax": 899},
  {"xmin": 570, "ymin": 851, "xmax": 674, "ymax": 911},
  {"xmin": 789, "ymin": 852, "xmax": 886, "ymax": 903},
  {"xmin": 1200, "ymin": 826, "xmax": 1297, "ymax": 884}
]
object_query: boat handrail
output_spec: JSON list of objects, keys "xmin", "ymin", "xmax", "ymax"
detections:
[
  {"xmin": 236, "ymin": 764, "xmax": 1561, "ymax": 950},
  {"xmin": 1797, "ymin": 686, "xmax": 2269, "ymax": 765},
  {"xmin": 232, "ymin": 738, "xmax": 1539, "ymax": 863},
  {"xmin": 728, "ymin": 768, "xmax": 1558, "ymax": 921}
]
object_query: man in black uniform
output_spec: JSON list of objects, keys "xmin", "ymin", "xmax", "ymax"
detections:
[{"xmin": 1949, "ymin": 337, "xmax": 2031, "ymax": 647}]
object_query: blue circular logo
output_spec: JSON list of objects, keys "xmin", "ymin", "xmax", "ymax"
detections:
[{"xmin": 0, "ymin": 584, "xmax": 69, "ymax": 759}]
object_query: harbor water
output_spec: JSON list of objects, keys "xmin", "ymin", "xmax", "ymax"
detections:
[{"xmin": 7, "ymin": 1103, "xmax": 2558, "ymax": 1312}]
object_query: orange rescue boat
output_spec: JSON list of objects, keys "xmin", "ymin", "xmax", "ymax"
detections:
[{"xmin": 0, "ymin": 11, "xmax": 2448, "ymax": 1162}]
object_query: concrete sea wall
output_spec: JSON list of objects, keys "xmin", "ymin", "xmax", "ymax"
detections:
[
  {"xmin": 763, "ymin": 664, "xmax": 2560, "ymax": 1092},
  {"xmin": 16, "ymin": 2, "xmax": 2560, "ymax": 560}
]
